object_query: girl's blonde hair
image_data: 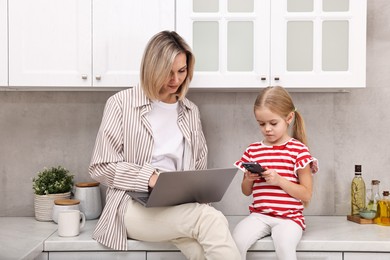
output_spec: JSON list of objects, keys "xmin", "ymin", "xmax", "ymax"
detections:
[
  {"xmin": 254, "ymin": 86, "xmax": 308, "ymax": 146},
  {"xmin": 140, "ymin": 31, "xmax": 195, "ymax": 101}
]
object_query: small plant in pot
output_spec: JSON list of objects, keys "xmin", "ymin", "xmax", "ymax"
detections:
[{"xmin": 33, "ymin": 166, "xmax": 74, "ymax": 221}]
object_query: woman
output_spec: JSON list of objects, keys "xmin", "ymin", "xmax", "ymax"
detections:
[{"xmin": 89, "ymin": 31, "xmax": 240, "ymax": 260}]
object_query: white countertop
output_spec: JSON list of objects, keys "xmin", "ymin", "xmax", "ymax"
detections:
[
  {"xmin": 1, "ymin": 216, "xmax": 390, "ymax": 260},
  {"xmin": 0, "ymin": 217, "xmax": 57, "ymax": 260},
  {"xmin": 44, "ymin": 215, "xmax": 390, "ymax": 252}
]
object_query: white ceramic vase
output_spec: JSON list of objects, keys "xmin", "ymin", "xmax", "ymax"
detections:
[
  {"xmin": 74, "ymin": 182, "xmax": 102, "ymax": 220},
  {"xmin": 34, "ymin": 192, "xmax": 71, "ymax": 221}
]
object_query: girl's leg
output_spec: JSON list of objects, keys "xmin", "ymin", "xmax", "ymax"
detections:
[
  {"xmin": 232, "ymin": 213, "xmax": 272, "ymax": 260},
  {"xmin": 270, "ymin": 219, "xmax": 302, "ymax": 260},
  {"xmin": 124, "ymin": 199, "xmax": 240, "ymax": 260}
]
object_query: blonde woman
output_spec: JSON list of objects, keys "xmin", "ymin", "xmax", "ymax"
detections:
[
  {"xmin": 233, "ymin": 86, "xmax": 318, "ymax": 260},
  {"xmin": 89, "ymin": 31, "xmax": 240, "ymax": 260}
]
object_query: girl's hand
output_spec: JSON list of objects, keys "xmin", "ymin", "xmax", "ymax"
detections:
[
  {"xmin": 243, "ymin": 170, "xmax": 262, "ymax": 182},
  {"xmin": 241, "ymin": 170, "xmax": 261, "ymax": 196},
  {"xmin": 262, "ymin": 169, "xmax": 281, "ymax": 186}
]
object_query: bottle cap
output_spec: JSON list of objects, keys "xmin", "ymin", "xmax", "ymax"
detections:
[{"xmin": 355, "ymin": 165, "xmax": 362, "ymax": 173}]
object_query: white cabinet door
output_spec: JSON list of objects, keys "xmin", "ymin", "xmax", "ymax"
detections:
[
  {"xmin": 48, "ymin": 251, "xmax": 145, "ymax": 260},
  {"xmin": 270, "ymin": 0, "xmax": 367, "ymax": 89},
  {"xmin": 35, "ymin": 252, "xmax": 48, "ymax": 260},
  {"xmin": 147, "ymin": 252, "xmax": 186, "ymax": 260},
  {"xmin": 0, "ymin": 0, "xmax": 7, "ymax": 86},
  {"xmin": 248, "ymin": 251, "xmax": 342, "ymax": 260},
  {"xmin": 9, "ymin": 0, "xmax": 91, "ymax": 87},
  {"xmin": 93, "ymin": 0, "xmax": 175, "ymax": 87},
  {"xmin": 176, "ymin": 0, "xmax": 366, "ymax": 90},
  {"xmin": 176, "ymin": 0, "xmax": 270, "ymax": 89},
  {"xmin": 344, "ymin": 252, "xmax": 390, "ymax": 260},
  {"xmin": 8, "ymin": 0, "xmax": 174, "ymax": 89}
]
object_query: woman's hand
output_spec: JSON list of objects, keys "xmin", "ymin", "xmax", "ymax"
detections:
[{"xmin": 148, "ymin": 172, "xmax": 159, "ymax": 189}]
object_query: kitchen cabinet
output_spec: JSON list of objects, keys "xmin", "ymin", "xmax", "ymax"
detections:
[
  {"xmin": 8, "ymin": 0, "xmax": 174, "ymax": 88},
  {"xmin": 146, "ymin": 251, "xmax": 342, "ymax": 260},
  {"xmin": 35, "ymin": 252, "xmax": 48, "ymax": 260},
  {"xmin": 248, "ymin": 252, "xmax": 342, "ymax": 260},
  {"xmin": 176, "ymin": 0, "xmax": 367, "ymax": 90},
  {"xmin": 147, "ymin": 252, "xmax": 186, "ymax": 260},
  {"xmin": 0, "ymin": 0, "xmax": 7, "ymax": 86},
  {"xmin": 9, "ymin": 0, "xmax": 91, "ymax": 87},
  {"xmin": 48, "ymin": 252, "xmax": 145, "ymax": 260},
  {"xmin": 344, "ymin": 252, "xmax": 390, "ymax": 260},
  {"xmin": 92, "ymin": 0, "xmax": 174, "ymax": 88}
]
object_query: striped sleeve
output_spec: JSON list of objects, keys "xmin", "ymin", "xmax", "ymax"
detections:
[{"xmin": 89, "ymin": 91, "xmax": 152, "ymax": 193}]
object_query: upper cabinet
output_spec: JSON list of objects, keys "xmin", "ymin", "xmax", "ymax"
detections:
[
  {"xmin": 176, "ymin": 0, "xmax": 367, "ymax": 90},
  {"xmin": 93, "ymin": 0, "xmax": 174, "ymax": 87},
  {"xmin": 9, "ymin": 0, "xmax": 91, "ymax": 87},
  {"xmin": 8, "ymin": 0, "xmax": 174, "ymax": 88},
  {"xmin": 4, "ymin": 0, "xmax": 366, "ymax": 90},
  {"xmin": 0, "ymin": 0, "xmax": 7, "ymax": 86}
]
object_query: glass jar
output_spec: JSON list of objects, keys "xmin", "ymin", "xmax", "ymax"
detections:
[
  {"xmin": 52, "ymin": 199, "xmax": 80, "ymax": 224},
  {"xmin": 367, "ymin": 180, "xmax": 381, "ymax": 212}
]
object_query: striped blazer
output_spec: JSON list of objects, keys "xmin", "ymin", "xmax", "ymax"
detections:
[{"xmin": 89, "ymin": 86, "xmax": 208, "ymax": 250}]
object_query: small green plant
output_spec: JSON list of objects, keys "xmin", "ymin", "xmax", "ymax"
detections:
[{"xmin": 32, "ymin": 166, "xmax": 74, "ymax": 195}]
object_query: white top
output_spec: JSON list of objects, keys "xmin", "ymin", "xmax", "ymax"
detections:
[{"xmin": 148, "ymin": 100, "xmax": 184, "ymax": 172}]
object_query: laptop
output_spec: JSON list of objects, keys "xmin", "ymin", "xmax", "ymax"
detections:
[{"xmin": 128, "ymin": 168, "xmax": 237, "ymax": 207}]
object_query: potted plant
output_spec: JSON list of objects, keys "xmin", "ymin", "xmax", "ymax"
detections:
[{"xmin": 33, "ymin": 166, "xmax": 74, "ymax": 221}]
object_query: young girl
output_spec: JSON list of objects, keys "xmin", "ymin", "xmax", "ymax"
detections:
[{"xmin": 233, "ymin": 86, "xmax": 318, "ymax": 260}]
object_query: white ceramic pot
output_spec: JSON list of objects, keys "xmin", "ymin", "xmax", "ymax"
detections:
[
  {"xmin": 74, "ymin": 182, "xmax": 102, "ymax": 220},
  {"xmin": 34, "ymin": 192, "xmax": 71, "ymax": 222},
  {"xmin": 52, "ymin": 199, "xmax": 81, "ymax": 224}
]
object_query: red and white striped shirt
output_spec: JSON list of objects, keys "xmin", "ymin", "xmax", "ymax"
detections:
[{"xmin": 234, "ymin": 138, "xmax": 316, "ymax": 230}]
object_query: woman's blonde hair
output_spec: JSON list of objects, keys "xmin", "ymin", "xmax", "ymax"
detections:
[
  {"xmin": 254, "ymin": 86, "xmax": 308, "ymax": 146},
  {"xmin": 140, "ymin": 31, "xmax": 195, "ymax": 101}
]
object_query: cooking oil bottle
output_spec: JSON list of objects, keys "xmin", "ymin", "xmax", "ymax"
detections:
[
  {"xmin": 375, "ymin": 191, "xmax": 390, "ymax": 226},
  {"xmin": 351, "ymin": 165, "xmax": 366, "ymax": 215}
]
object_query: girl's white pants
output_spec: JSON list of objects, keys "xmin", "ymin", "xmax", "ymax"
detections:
[{"xmin": 232, "ymin": 212, "xmax": 302, "ymax": 260}]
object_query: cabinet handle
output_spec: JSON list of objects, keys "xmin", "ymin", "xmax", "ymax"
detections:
[
  {"xmin": 81, "ymin": 75, "xmax": 88, "ymax": 80},
  {"xmin": 274, "ymin": 76, "xmax": 280, "ymax": 81},
  {"xmin": 95, "ymin": 75, "xmax": 101, "ymax": 81},
  {"xmin": 261, "ymin": 76, "xmax": 267, "ymax": 81}
]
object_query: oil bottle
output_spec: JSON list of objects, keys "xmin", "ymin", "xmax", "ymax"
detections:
[
  {"xmin": 375, "ymin": 191, "xmax": 390, "ymax": 226},
  {"xmin": 351, "ymin": 165, "xmax": 366, "ymax": 215}
]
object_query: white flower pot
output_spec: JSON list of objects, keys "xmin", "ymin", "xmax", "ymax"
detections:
[{"xmin": 34, "ymin": 192, "xmax": 71, "ymax": 221}]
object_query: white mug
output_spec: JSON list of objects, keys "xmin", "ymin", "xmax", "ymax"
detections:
[
  {"xmin": 52, "ymin": 204, "xmax": 80, "ymax": 224},
  {"xmin": 57, "ymin": 210, "xmax": 86, "ymax": 237}
]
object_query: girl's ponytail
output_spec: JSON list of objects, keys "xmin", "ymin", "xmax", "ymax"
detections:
[{"xmin": 292, "ymin": 110, "xmax": 307, "ymax": 146}]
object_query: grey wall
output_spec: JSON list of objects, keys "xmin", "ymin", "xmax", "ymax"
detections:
[{"xmin": 1, "ymin": 1, "xmax": 389, "ymax": 217}]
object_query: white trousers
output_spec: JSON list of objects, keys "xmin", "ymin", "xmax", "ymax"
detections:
[
  {"xmin": 124, "ymin": 199, "xmax": 240, "ymax": 260},
  {"xmin": 232, "ymin": 213, "xmax": 302, "ymax": 260}
]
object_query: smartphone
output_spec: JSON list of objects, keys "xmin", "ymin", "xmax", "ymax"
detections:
[{"xmin": 242, "ymin": 162, "xmax": 265, "ymax": 176}]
